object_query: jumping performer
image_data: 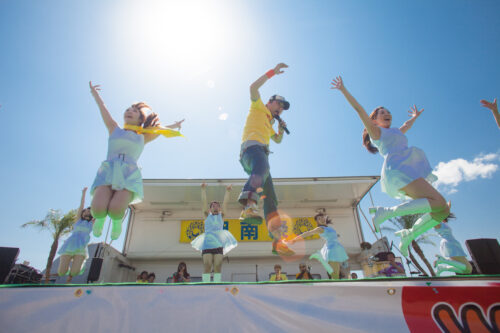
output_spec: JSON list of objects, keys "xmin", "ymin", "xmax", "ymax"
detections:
[
  {"xmin": 238, "ymin": 63, "xmax": 294, "ymax": 256},
  {"xmin": 89, "ymin": 81, "xmax": 184, "ymax": 240},
  {"xmin": 57, "ymin": 187, "xmax": 93, "ymax": 283},
  {"xmin": 191, "ymin": 183, "xmax": 237, "ymax": 283},
  {"xmin": 434, "ymin": 213, "xmax": 472, "ymax": 276},
  {"xmin": 331, "ymin": 76, "xmax": 449, "ymax": 257},
  {"xmin": 288, "ymin": 212, "xmax": 348, "ymax": 279}
]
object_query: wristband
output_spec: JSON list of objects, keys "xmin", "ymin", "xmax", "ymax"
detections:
[{"xmin": 265, "ymin": 69, "xmax": 275, "ymax": 79}]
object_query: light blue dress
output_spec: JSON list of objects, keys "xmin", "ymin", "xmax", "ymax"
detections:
[
  {"xmin": 316, "ymin": 226, "xmax": 349, "ymax": 263},
  {"xmin": 371, "ymin": 127, "xmax": 437, "ymax": 199},
  {"xmin": 191, "ymin": 214, "xmax": 238, "ymax": 254},
  {"xmin": 436, "ymin": 223, "xmax": 467, "ymax": 257},
  {"xmin": 91, "ymin": 127, "xmax": 144, "ymax": 204},
  {"xmin": 58, "ymin": 219, "xmax": 93, "ymax": 257}
]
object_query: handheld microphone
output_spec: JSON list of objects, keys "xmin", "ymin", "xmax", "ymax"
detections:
[{"xmin": 274, "ymin": 115, "xmax": 290, "ymax": 135}]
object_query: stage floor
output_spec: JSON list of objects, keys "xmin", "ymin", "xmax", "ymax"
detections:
[{"xmin": 1, "ymin": 276, "xmax": 499, "ymax": 333}]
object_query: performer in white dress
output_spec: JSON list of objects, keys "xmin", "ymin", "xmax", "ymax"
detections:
[
  {"xmin": 331, "ymin": 76, "xmax": 450, "ymax": 257},
  {"xmin": 191, "ymin": 183, "xmax": 237, "ymax": 282},
  {"xmin": 288, "ymin": 213, "xmax": 348, "ymax": 279}
]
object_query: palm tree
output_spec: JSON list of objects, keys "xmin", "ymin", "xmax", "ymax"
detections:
[
  {"xmin": 381, "ymin": 214, "xmax": 438, "ymax": 277},
  {"xmin": 22, "ymin": 209, "xmax": 77, "ymax": 284}
]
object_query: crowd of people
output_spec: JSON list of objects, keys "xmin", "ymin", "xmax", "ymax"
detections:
[{"xmin": 53, "ymin": 62, "xmax": 493, "ymax": 284}]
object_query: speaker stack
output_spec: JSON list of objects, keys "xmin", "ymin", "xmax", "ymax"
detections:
[{"xmin": 465, "ymin": 238, "xmax": 500, "ymax": 274}]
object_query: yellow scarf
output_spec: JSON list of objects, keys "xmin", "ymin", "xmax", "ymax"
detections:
[{"xmin": 123, "ymin": 124, "xmax": 183, "ymax": 138}]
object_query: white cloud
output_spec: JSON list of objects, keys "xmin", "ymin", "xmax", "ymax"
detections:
[
  {"xmin": 218, "ymin": 113, "xmax": 228, "ymax": 120},
  {"xmin": 434, "ymin": 153, "xmax": 499, "ymax": 194},
  {"xmin": 206, "ymin": 80, "xmax": 215, "ymax": 88}
]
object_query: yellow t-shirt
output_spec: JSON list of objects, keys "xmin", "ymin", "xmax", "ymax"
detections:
[
  {"xmin": 241, "ymin": 98, "xmax": 277, "ymax": 145},
  {"xmin": 270, "ymin": 273, "xmax": 288, "ymax": 281}
]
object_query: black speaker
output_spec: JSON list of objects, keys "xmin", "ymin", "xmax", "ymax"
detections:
[
  {"xmin": 87, "ymin": 257, "xmax": 103, "ymax": 282},
  {"xmin": 0, "ymin": 247, "xmax": 20, "ymax": 284},
  {"xmin": 465, "ymin": 238, "xmax": 500, "ymax": 274}
]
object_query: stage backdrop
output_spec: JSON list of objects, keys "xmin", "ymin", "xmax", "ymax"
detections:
[
  {"xmin": 180, "ymin": 217, "xmax": 320, "ymax": 243},
  {"xmin": 0, "ymin": 280, "xmax": 498, "ymax": 332}
]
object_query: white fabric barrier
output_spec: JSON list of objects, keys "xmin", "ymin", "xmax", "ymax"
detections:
[{"xmin": 0, "ymin": 279, "xmax": 498, "ymax": 332}]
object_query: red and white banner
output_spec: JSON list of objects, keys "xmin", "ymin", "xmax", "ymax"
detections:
[{"xmin": 0, "ymin": 279, "xmax": 498, "ymax": 332}]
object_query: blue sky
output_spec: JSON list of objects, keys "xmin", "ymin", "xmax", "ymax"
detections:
[{"xmin": 0, "ymin": 0, "xmax": 499, "ymax": 273}]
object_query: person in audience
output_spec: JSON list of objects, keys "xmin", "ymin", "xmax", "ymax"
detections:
[
  {"xmin": 136, "ymin": 271, "xmax": 148, "ymax": 283},
  {"xmin": 378, "ymin": 252, "xmax": 405, "ymax": 277},
  {"xmin": 351, "ymin": 272, "xmax": 358, "ymax": 279},
  {"xmin": 172, "ymin": 262, "xmax": 191, "ymax": 283},
  {"xmin": 270, "ymin": 264, "xmax": 288, "ymax": 281},
  {"xmin": 295, "ymin": 263, "xmax": 313, "ymax": 280},
  {"xmin": 147, "ymin": 272, "xmax": 156, "ymax": 283}
]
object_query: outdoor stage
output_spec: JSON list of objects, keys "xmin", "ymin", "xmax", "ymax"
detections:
[{"xmin": 1, "ymin": 276, "xmax": 499, "ymax": 332}]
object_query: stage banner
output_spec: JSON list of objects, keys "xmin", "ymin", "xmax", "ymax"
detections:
[
  {"xmin": 179, "ymin": 217, "xmax": 320, "ymax": 243},
  {"xmin": 1, "ymin": 280, "xmax": 498, "ymax": 332}
]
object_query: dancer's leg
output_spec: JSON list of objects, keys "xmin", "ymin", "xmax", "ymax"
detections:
[
  {"xmin": 69, "ymin": 255, "xmax": 86, "ymax": 277},
  {"xmin": 262, "ymin": 174, "xmax": 280, "ymax": 239},
  {"xmin": 328, "ymin": 262, "xmax": 340, "ymax": 279},
  {"xmin": 394, "ymin": 179, "xmax": 450, "ymax": 256},
  {"xmin": 107, "ymin": 189, "xmax": 133, "ymax": 240},
  {"xmin": 203, "ymin": 253, "xmax": 214, "ymax": 274},
  {"xmin": 58, "ymin": 255, "xmax": 71, "ymax": 276},
  {"xmin": 435, "ymin": 255, "xmax": 472, "ymax": 275},
  {"xmin": 213, "ymin": 254, "xmax": 223, "ymax": 273},
  {"xmin": 370, "ymin": 198, "xmax": 432, "ymax": 232},
  {"xmin": 91, "ymin": 185, "xmax": 113, "ymax": 237},
  {"xmin": 401, "ymin": 178, "xmax": 449, "ymax": 221},
  {"xmin": 238, "ymin": 146, "xmax": 270, "ymax": 216}
]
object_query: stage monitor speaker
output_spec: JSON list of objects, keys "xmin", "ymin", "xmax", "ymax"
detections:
[
  {"xmin": 465, "ymin": 238, "xmax": 500, "ymax": 275},
  {"xmin": 87, "ymin": 257, "xmax": 103, "ymax": 282},
  {"xmin": 0, "ymin": 247, "xmax": 20, "ymax": 284}
]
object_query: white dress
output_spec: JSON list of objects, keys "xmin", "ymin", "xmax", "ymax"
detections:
[
  {"xmin": 436, "ymin": 223, "xmax": 467, "ymax": 257},
  {"xmin": 371, "ymin": 127, "xmax": 437, "ymax": 199},
  {"xmin": 190, "ymin": 214, "xmax": 238, "ymax": 254}
]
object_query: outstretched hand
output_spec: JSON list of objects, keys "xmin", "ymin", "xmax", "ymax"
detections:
[
  {"xmin": 480, "ymin": 98, "xmax": 498, "ymax": 113},
  {"xmin": 89, "ymin": 81, "xmax": 101, "ymax": 95},
  {"xmin": 273, "ymin": 63, "xmax": 288, "ymax": 75},
  {"xmin": 330, "ymin": 76, "xmax": 344, "ymax": 90},
  {"xmin": 408, "ymin": 105, "xmax": 424, "ymax": 119},
  {"xmin": 173, "ymin": 119, "xmax": 185, "ymax": 130}
]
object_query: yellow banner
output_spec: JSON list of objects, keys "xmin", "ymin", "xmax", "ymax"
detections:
[{"xmin": 179, "ymin": 217, "xmax": 319, "ymax": 243}]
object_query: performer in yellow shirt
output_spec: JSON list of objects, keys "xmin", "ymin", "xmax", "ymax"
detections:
[{"xmin": 238, "ymin": 62, "xmax": 294, "ymax": 256}]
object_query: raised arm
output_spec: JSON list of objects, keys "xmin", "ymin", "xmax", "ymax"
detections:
[
  {"xmin": 288, "ymin": 227, "xmax": 323, "ymax": 244},
  {"xmin": 250, "ymin": 63, "xmax": 288, "ymax": 102},
  {"xmin": 331, "ymin": 76, "xmax": 381, "ymax": 140},
  {"xmin": 221, "ymin": 184, "xmax": 232, "ymax": 216},
  {"xmin": 400, "ymin": 105, "xmax": 424, "ymax": 134},
  {"xmin": 480, "ymin": 98, "xmax": 500, "ymax": 129},
  {"xmin": 89, "ymin": 81, "xmax": 117, "ymax": 135},
  {"xmin": 201, "ymin": 183, "xmax": 208, "ymax": 217},
  {"xmin": 143, "ymin": 118, "xmax": 185, "ymax": 144},
  {"xmin": 75, "ymin": 187, "xmax": 88, "ymax": 221}
]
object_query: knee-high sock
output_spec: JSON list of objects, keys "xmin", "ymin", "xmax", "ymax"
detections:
[
  {"xmin": 110, "ymin": 218, "xmax": 122, "ymax": 240},
  {"xmin": 395, "ymin": 213, "xmax": 440, "ymax": 257},
  {"xmin": 436, "ymin": 264, "xmax": 468, "ymax": 276},
  {"xmin": 370, "ymin": 198, "xmax": 432, "ymax": 233},
  {"xmin": 213, "ymin": 273, "xmax": 222, "ymax": 283},
  {"xmin": 92, "ymin": 217, "xmax": 106, "ymax": 237},
  {"xmin": 202, "ymin": 273, "xmax": 211, "ymax": 283},
  {"xmin": 310, "ymin": 252, "xmax": 334, "ymax": 275},
  {"xmin": 435, "ymin": 255, "xmax": 469, "ymax": 275}
]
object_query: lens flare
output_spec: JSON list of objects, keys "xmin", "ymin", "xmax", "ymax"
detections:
[{"xmin": 273, "ymin": 210, "xmax": 306, "ymax": 263}]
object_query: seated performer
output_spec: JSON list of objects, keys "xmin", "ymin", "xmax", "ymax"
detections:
[
  {"xmin": 191, "ymin": 183, "xmax": 237, "ymax": 283},
  {"xmin": 172, "ymin": 262, "xmax": 191, "ymax": 283},
  {"xmin": 288, "ymin": 212, "xmax": 348, "ymax": 279},
  {"xmin": 136, "ymin": 271, "xmax": 149, "ymax": 283},
  {"xmin": 377, "ymin": 252, "xmax": 405, "ymax": 277},
  {"xmin": 270, "ymin": 264, "xmax": 288, "ymax": 281},
  {"xmin": 57, "ymin": 187, "xmax": 93, "ymax": 283},
  {"xmin": 434, "ymin": 214, "xmax": 473, "ymax": 276},
  {"xmin": 295, "ymin": 263, "xmax": 313, "ymax": 280}
]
